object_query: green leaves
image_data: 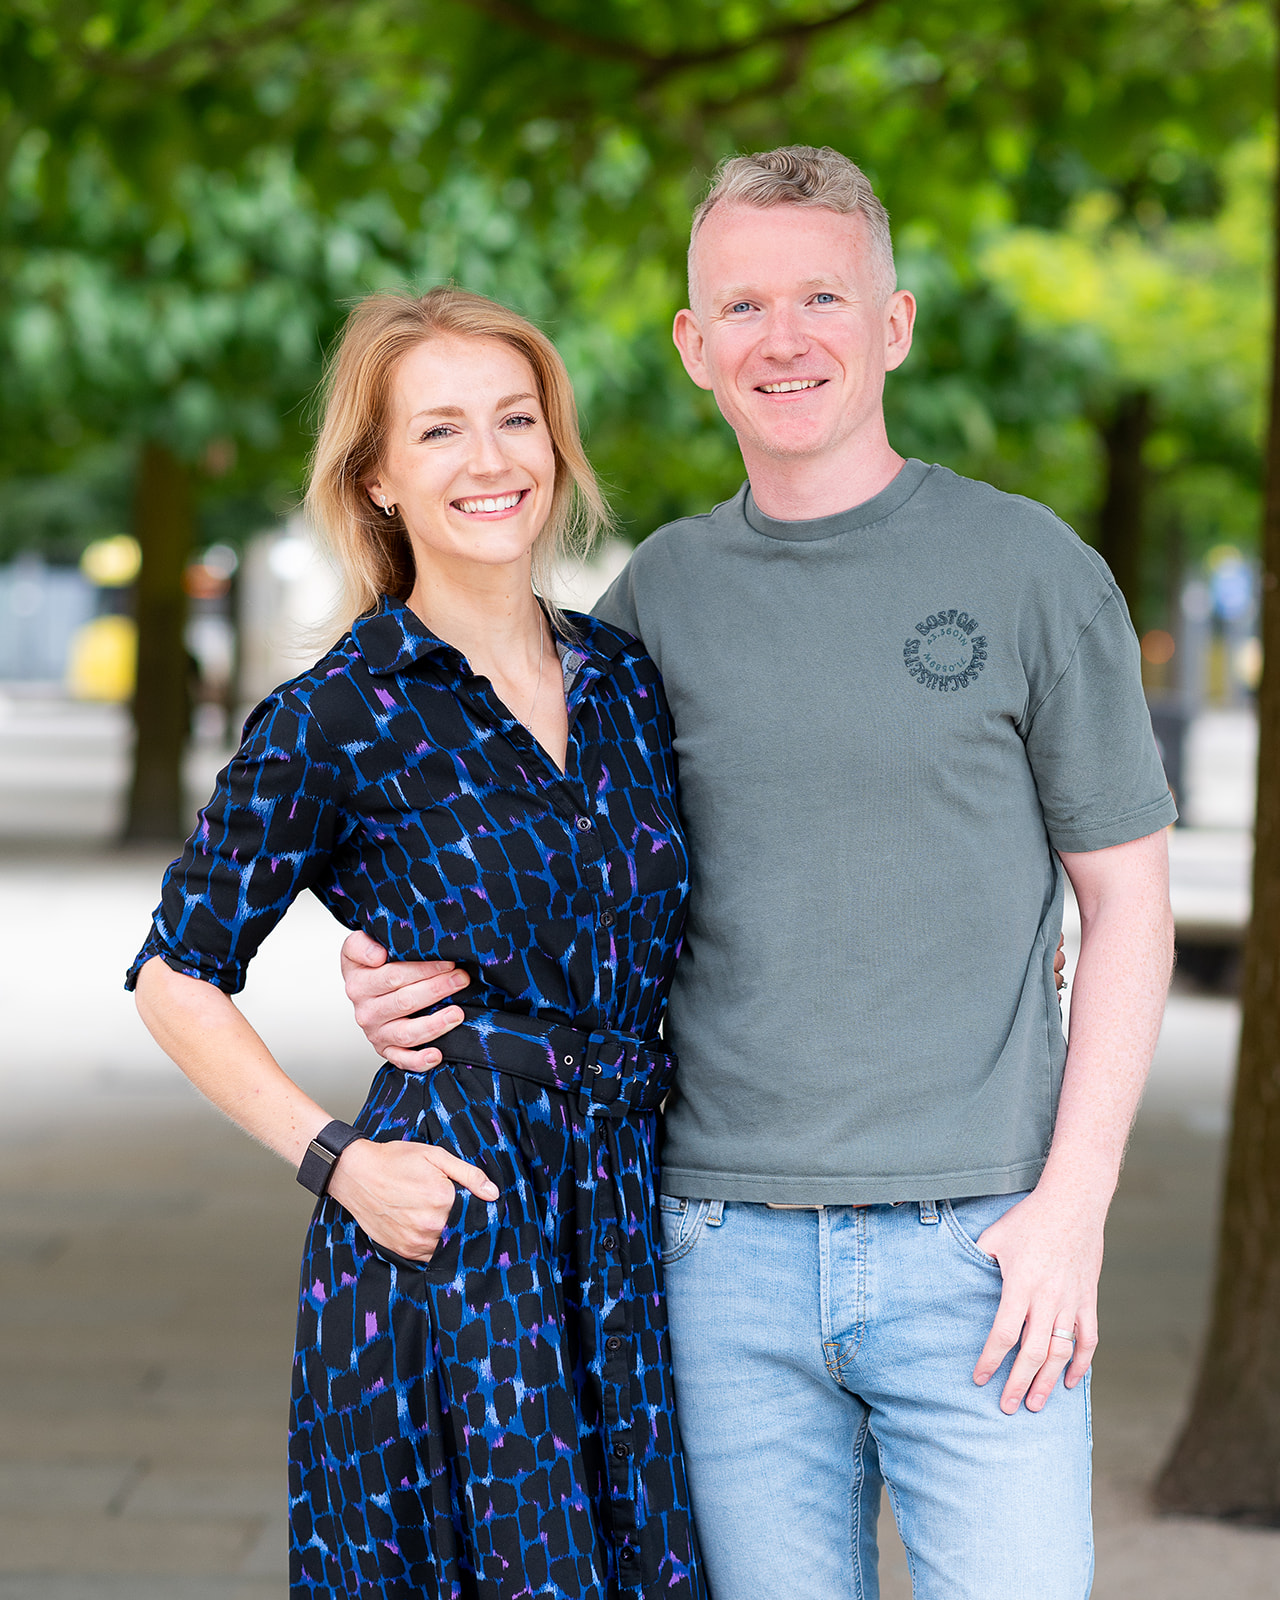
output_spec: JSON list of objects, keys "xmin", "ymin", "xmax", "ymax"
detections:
[{"xmin": 0, "ymin": 0, "xmax": 1274, "ymax": 577}]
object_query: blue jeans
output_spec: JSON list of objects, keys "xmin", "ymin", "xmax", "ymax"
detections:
[{"xmin": 659, "ymin": 1193, "xmax": 1093, "ymax": 1600}]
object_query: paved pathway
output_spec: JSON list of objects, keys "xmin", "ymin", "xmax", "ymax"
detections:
[{"xmin": 2, "ymin": 847, "xmax": 1278, "ymax": 1596}]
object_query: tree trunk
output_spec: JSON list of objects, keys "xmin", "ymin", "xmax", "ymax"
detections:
[
  {"xmin": 124, "ymin": 439, "xmax": 194, "ymax": 842},
  {"xmin": 1154, "ymin": 20, "xmax": 1280, "ymax": 1524},
  {"xmin": 1095, "ymin": 388, "xmax": 1152, "ymax": 623}
]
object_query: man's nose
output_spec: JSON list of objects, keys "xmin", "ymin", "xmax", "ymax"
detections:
[{"xmin": 757, "ymin": 305, "xmax": 810, "ymax": 361}]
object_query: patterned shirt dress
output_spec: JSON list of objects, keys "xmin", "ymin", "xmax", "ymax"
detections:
[{"xmin": 126, "ymin": 600, "xmax": 705, "ymax": 1600}]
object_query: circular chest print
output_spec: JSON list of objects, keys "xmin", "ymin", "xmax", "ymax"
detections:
[{"xmin": 904, "ymin": 609, "xmax": 988, "ymax": 691}]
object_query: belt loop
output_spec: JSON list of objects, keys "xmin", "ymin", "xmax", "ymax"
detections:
[
  {"xmin": 919, "ymin": 1199, "xmax": 939, "ymax": 1225},
  {"xmin": 706, "ymin": 1199, "xmax": 725, "ymax": 1227}
]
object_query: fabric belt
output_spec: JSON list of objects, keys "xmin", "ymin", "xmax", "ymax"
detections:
[{"xmin": 429, "ymin": 1006, "xmax": 676, "ymax": 1118}]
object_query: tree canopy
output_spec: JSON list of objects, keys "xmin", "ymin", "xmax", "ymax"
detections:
[{"xmin": 2, "ymin": 0, "xmax": 1273, "ymax": 564}]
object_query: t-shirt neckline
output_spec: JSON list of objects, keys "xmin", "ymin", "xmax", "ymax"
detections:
[{"xmin": 743, "ymin": 458, "xmax": 932, "ymax": 542}]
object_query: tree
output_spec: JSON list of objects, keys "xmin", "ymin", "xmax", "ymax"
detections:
[
  {"xmin": 981, "ymin": 141, "xmax": 1271, "ymax": 623},
  {"xmin": 1155, "ymin": 21, "xmax": 1280, "ymax": 1524}
]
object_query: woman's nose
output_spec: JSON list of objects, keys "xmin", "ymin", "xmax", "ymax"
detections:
[{"xmin": 467, "ymin": 428, "xmax": 511, "ymax": 476}]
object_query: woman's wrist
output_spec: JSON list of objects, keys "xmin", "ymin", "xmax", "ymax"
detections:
[{"xmin": 296, "ymin": 1119, "xmax": 365, "ymax": 1196}]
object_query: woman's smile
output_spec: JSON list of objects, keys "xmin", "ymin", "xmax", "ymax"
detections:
[{"xmin": 451, "ymin": 488, "xmax": 531, "ymax": 517}]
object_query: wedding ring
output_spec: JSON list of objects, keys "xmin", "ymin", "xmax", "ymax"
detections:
[{"xmin": 1050, "ymin": 1327, "xmax": 1075, "ymax": 1342}]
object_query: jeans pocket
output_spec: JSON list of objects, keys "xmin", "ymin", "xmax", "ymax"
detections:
[
  {"xmin": 659, "ymin": 1195, "xmax": 713, "ymax": 1264},
  {"xmin": 940, "ymin": 1195, "xmax": 1015, "ymax": 1271}
]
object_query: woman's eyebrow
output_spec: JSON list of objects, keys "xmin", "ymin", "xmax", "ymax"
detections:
[
  {"xmin": 407, "ymin": 393, "xmax": 537, "ymax": 426},
  {"xmin": 408, "ymin": 405, "xmax": 464, "ymax": 423}
]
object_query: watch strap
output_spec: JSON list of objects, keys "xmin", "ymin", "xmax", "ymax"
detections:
[{"xmin": 296, "ymin": 1119, "xmax": 364, "ymax": 1197}]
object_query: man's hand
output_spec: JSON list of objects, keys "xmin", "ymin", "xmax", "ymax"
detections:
[
  {"xmin": 971, "ymin": 1189, "xmax": 1102, "ymax": 1414},
  {"xmin": 341, "ymin": 931, "xmax": 470, "ymax": 1070},
  {"xmin": 1054, "ymin": 934, "xmax": 1067, "ymax": 992}
]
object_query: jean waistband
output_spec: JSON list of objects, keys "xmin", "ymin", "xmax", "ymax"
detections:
[{"xmin": 429, "ymin": 1006, "xmax": 676, "ymax": 1117}]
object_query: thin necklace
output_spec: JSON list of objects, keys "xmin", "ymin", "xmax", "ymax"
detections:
[{"xmin": 519, "ymin": 621, "xmax": 545, "ymax": 732}]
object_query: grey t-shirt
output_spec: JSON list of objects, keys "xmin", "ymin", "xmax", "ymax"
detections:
[{"xmin": 594, "ymin": 458, "xmax": 1176, "ymax": 1205}]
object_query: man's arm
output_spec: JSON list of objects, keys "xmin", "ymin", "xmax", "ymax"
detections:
[
  {"xmin": 972, "ymin": 827, "xmax": 1174, "ymax": 1413},
  {"xmin": 341, "ymin": 931, "xmax": 1071, "ymax": 1065},
  {"xmin": 340, "ymin": 932, "xmax": 472, "ymax": 1069}
]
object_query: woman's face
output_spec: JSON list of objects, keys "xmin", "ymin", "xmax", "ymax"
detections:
[{"xmin": 367, "ymin": 335, "xmax": 557, "ymax": 583}]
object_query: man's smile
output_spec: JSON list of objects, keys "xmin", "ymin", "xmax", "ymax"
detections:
[{"xmin": 755, "ymin": 379, "xmax": 828, "ymax": 394}]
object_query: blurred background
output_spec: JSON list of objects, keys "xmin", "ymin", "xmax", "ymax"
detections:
[{"xmin": 2, "ymin": 2, "xmax": 1280, "ymax": 1596}]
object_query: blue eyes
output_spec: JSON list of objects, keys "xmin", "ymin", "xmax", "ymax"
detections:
[
  {"xmin": 419, "ymin": 414, "xmax": 536, "ymax": 443},
  {"xmin": 726, "ymin": 294, "xmax": 840, "ymax": 314}
]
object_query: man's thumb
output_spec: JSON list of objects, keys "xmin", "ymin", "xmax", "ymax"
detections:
[{"xmin": 341, "ymin": 929, "xmax": 389, "ymax": 968}]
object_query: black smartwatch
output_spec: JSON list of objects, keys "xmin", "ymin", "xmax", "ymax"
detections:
[{"xmin": 296, "ymin": 1120, "xmax": 365, "ymax": 1197}]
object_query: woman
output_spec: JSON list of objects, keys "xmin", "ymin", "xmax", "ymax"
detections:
[{"xmin": 128, "ymin": 287, "xmax": 704, "ymax": 1599}]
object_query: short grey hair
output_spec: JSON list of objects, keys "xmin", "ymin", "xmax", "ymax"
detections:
[{"xmin": 688, "ymin": 145, "xmax": 896, "ymax": 303}]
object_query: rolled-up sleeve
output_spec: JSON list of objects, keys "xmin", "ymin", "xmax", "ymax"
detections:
[
  {"xmin": 1023, "ymin": 589, "xmax": 1178, "ymax": 854},
  {"xmin": 125, "ymin": 692, "xmax": 347, "ymax": 994}
]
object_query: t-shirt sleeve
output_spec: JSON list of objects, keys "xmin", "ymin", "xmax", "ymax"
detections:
[
  {"xmin": 124, "ymin": 692, "xmax": 348, "ymax": 994},
  {"xmin": 592, "ymin": 557, "xmax": 643, "ymax": 640},
  {"xmin": 1022, "ymin": 588, "xmax": 1177, "ymax": 853}
]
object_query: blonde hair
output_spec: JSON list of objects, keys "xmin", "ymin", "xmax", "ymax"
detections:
[
  {"xmin": 306, "ymin": 286, "xmax": 611, "ymax": 633},
  {"xmin": 689, "ymin": 145, "xmax": 896, "ymax": 303}
]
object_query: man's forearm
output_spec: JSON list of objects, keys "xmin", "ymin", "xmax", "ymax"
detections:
[
  {"xmin": 1041, "ymin": 836, "xmax": 1176, "ymax": 1209},
  {"xmin": 970, "ymin": 831, "xmax": 1174, "ymax": 1409}
]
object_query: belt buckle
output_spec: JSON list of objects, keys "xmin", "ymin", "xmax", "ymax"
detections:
[{"xmin": 576, "ymin": 1032, "xmax": 606, "ymax": 1117}]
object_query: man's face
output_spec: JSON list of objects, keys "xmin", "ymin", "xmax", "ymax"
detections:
[{"xmin": 674, "ymin": 203, "xmax": 915, "ymax": 470}]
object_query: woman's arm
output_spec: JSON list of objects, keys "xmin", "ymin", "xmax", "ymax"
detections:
[{"xmin": 134, "ymin": 955, "xmax": 497, "ymax": 1260}]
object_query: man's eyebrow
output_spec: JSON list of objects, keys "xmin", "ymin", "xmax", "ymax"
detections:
[
  {"xmin": 407, "ymin": 392, "xmax": 537, "ymax": 425},
  {"xmin": 715, "ymin": 277, "xmax": 853, "ymax": 302}
]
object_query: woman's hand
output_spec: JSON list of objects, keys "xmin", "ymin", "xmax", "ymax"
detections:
[
  {"xmin": 328, "ymin": 1138, "xmax": 498, "ymax": 1263},
  {"xmin": 133, "ymin": 957, "xmax": 501, "ymax": 1265}
]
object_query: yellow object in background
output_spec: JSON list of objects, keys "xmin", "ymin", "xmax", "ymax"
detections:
[
  {"xmin": 66, "ymin": 614, "xmax": 137, "ymax": 702},
  {"xmin": 80, "ymin": 535, "xmax": 142, "ymax": 588}
]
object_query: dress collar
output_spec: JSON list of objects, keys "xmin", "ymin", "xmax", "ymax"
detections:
[{"xmin": 352, "ymin": 596, "xmax": 632, "ymax": 678}]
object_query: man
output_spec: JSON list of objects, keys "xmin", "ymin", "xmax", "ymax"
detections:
[{"xmin": 341, "ymin": 147, "xmax": 1175, "ymax": 1598}]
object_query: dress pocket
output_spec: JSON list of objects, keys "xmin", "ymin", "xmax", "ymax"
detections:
[{"xmin": 421, "ymin": 1180, "xmax": 487, "ymax": 1278}]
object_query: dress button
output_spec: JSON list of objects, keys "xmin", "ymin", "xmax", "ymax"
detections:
[
  {"xmin": 602, "ymin": 1231, "xmax": 618, "ymax": 1252},
  {"xmin": 612, "ymin": 1441, "xmax": 630, "ymax": 1458},
  {"xmin": 600, "ymin": 909, "xmax": 615, "ymax": 928},
  {"xmin": 575, "ymin": 816, "xmax": 592, "ymax": 831},
  {"xmin": 606, "ymin": 1335, "xmax": 623, "ymax": 1353}
]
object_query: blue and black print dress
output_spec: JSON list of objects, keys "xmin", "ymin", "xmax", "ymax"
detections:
[{"xmin": 126, "ymin": 599, "xmax": 705, "ymax": 1600}]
